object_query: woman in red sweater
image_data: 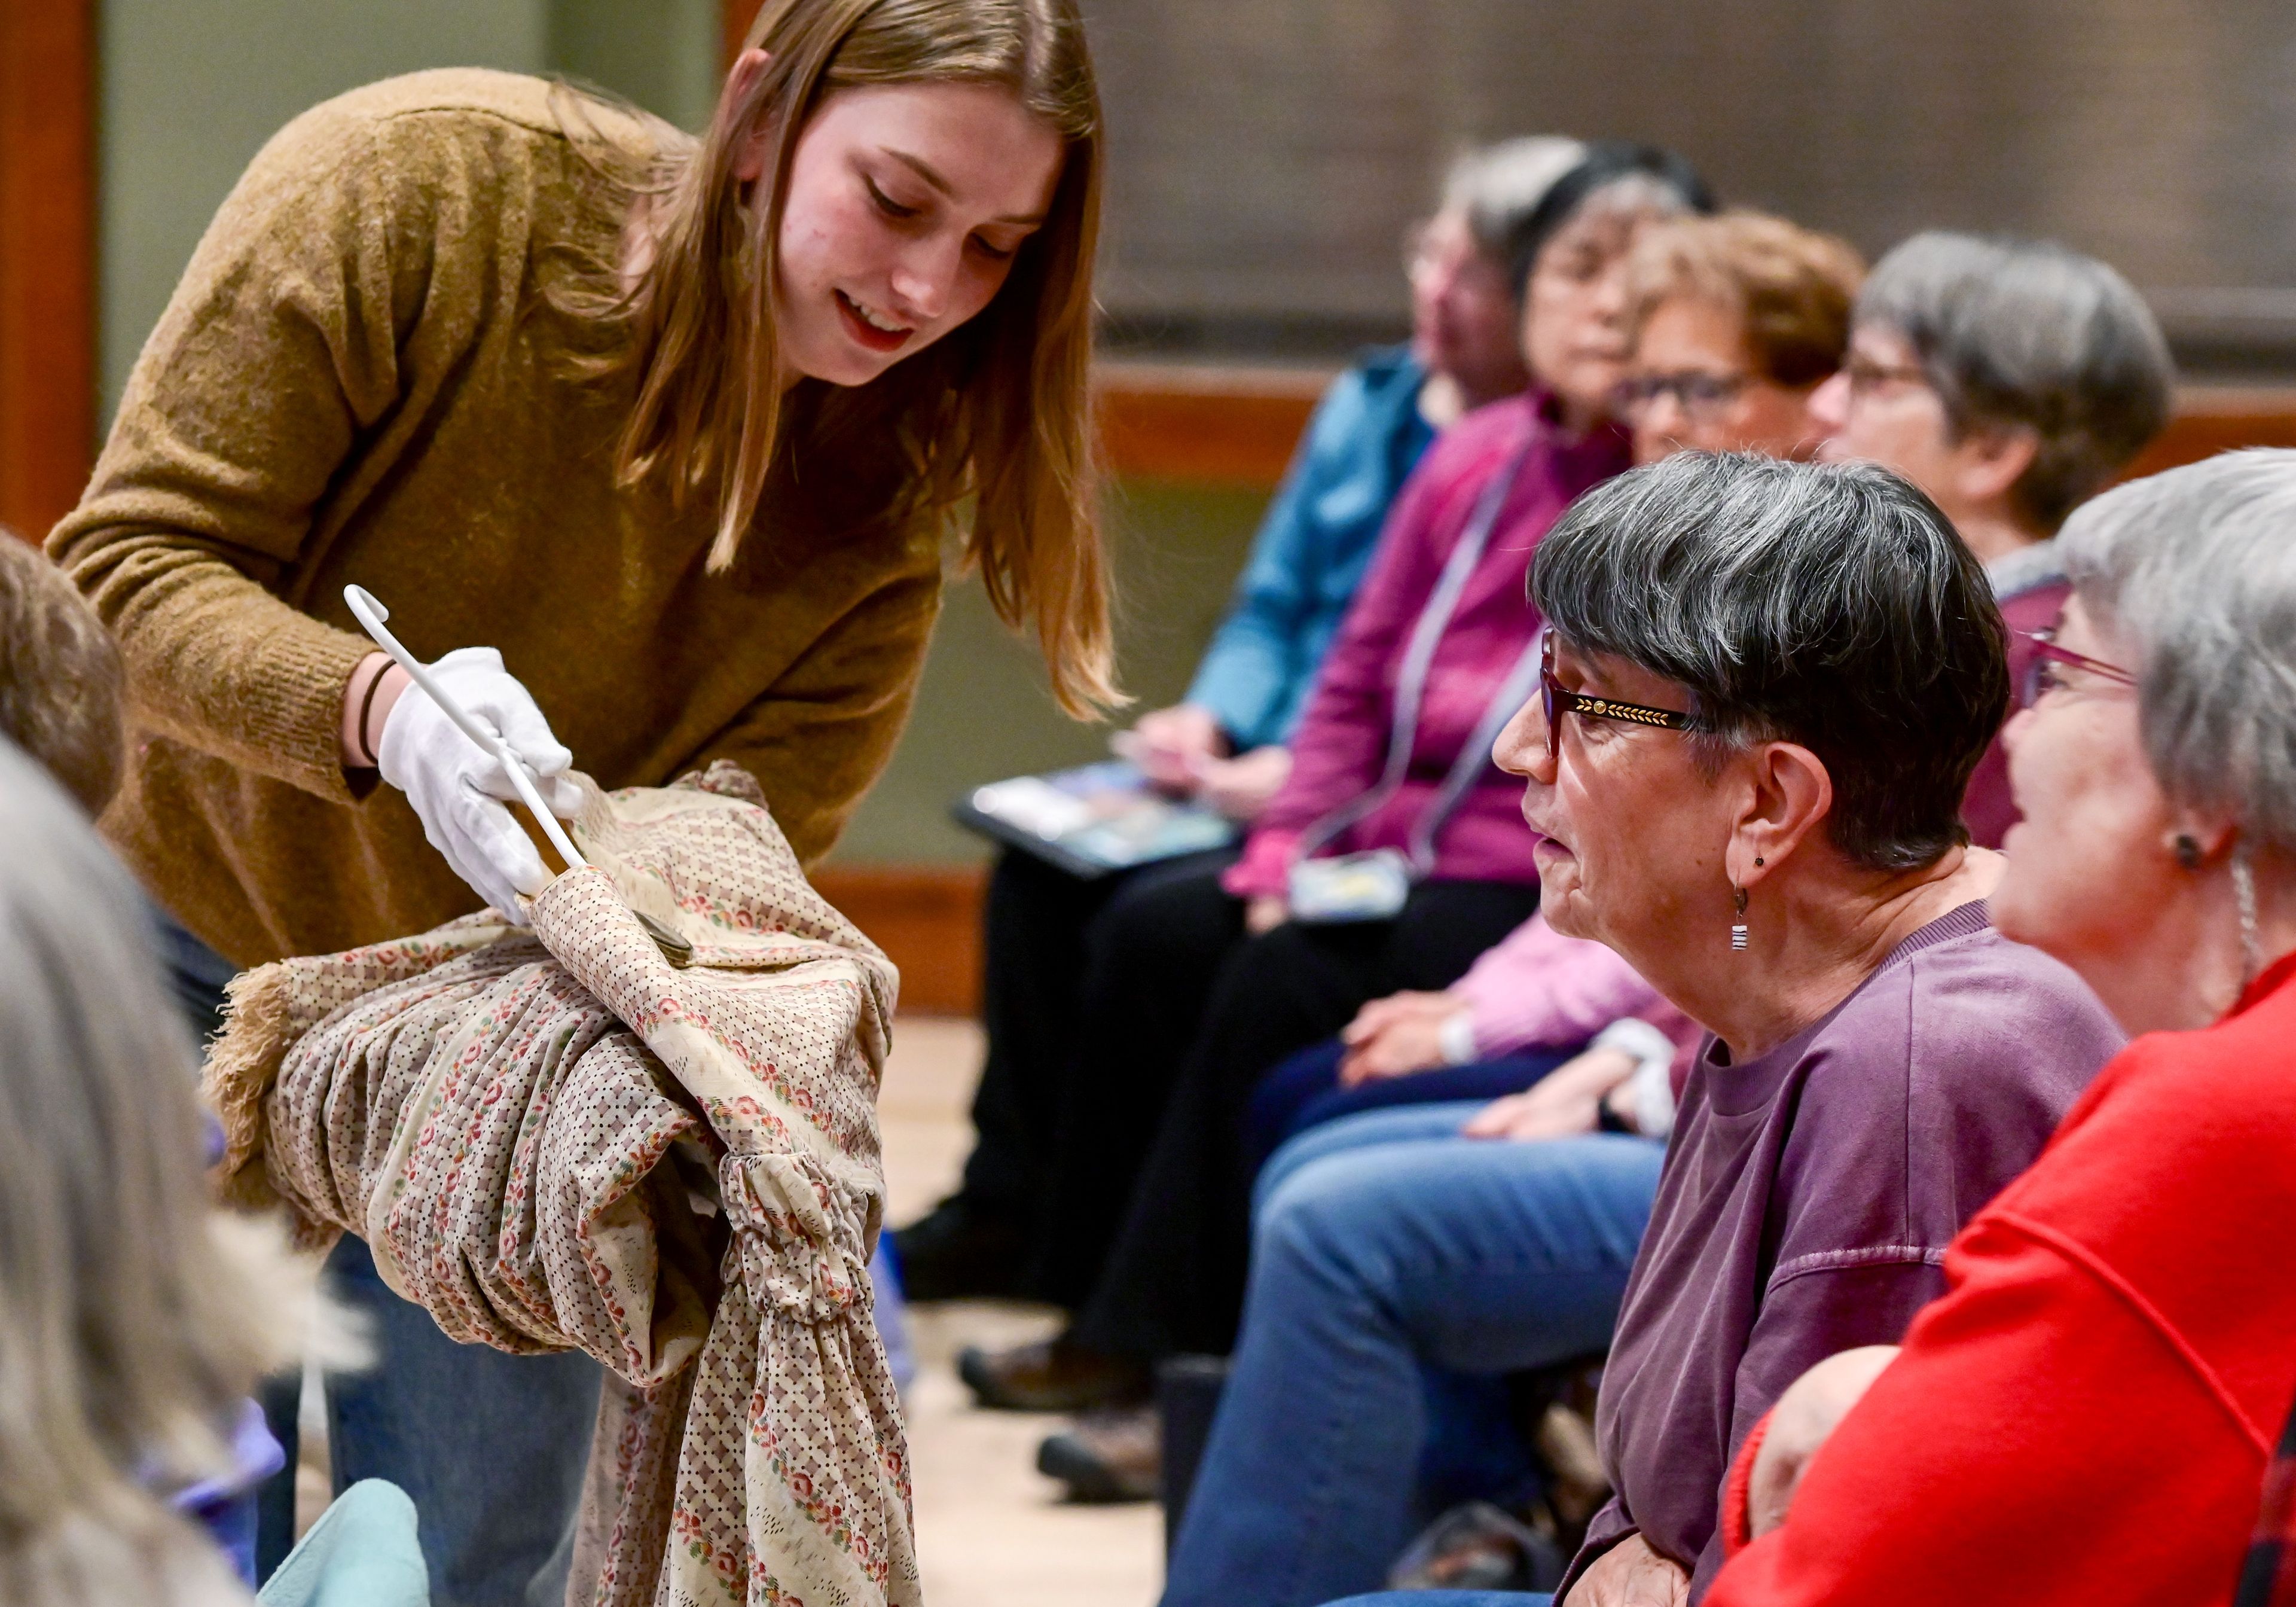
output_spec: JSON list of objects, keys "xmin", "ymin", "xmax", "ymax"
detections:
[{"xmin": 1704, "ymin": 448, "xmax": 2296, "ymax": 1607}]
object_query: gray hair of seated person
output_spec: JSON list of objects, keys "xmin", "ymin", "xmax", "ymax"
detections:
[
  {"xmin": 2059, "ymin": 448, "xmax": 2296, "ymax": 856},
  {"xmin": 1443, "ymin": 136, "xmax": 1586, "ymax": 272},
  {"xmin": 1857, "ymin": 231, "xmax": 2175, "ymax": 533},
  {"xmin": 1530, "ymin": 452, "xmax": 2008, "ymax": 873},
  {"xmin": 0, "ymin": 739, "xmax": 316, "ymax": 1607}
]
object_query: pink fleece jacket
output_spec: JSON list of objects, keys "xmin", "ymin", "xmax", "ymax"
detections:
[
  {"xmin": 1223, "ymin": 391, "xmax": 1631, "ymax": 901},
  {"xmin": 1453, "ymin": 914, "xmax": 1702, "ymax": 1081}
]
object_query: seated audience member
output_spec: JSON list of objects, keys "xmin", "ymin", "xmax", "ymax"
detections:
[
  {"xmin": 1809, "ymin": 231, "xmax": 2173, "ymax": 846},
  {"xmin": 1700, "ymin": 451, "xmax": 2296, "ymax": 1607},
  {"xmin": 1306, "ymin": 452, "xmax": 2126, "ymax": 1607},
  {"xmin": 0, "ymin": 736, "xmax": 317, "ymax": 1604},
  {"xmin": 969, "ymin": 142, "xmax": 1712, "ymax": 1478},
  {"xmin": 897, "ymin": 134, "xmax": 1587, "ymax": 1303},
  {"xmin": 1246, "ymin": 210, "xmax": 1866, "ymax": 1158},
  {"xmin": 0, "ymin": 528, "xmax": 126, "ymax": 817},
  {"xmin": 0, "ymin": 531, "xmax": 304, "ymax": 1586}
]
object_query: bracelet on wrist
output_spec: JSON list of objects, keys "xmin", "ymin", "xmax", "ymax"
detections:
[{"xmin": 352, "ymin": 660, "xmax": 389, "ymax": 769}]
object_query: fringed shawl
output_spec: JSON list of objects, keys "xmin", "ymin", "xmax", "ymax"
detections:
[{"xmin": 205, "ymin": 764, "xmax": 919, "ymax": 1607}]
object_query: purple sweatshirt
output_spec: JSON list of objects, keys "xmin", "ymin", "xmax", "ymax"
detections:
[
  {"xmin": 1225, "ymin": 391, "xmax": 1631, "ymax": 900},
  {"xmin": 1567, "ymin": 902, "xmax": 2124, "ymax": 1599}
]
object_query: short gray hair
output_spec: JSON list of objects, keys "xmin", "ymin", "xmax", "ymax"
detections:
[
  {"xmin": 1531, "ymin": 453, "xmax": 2008, "ymax": 871},
  {"xmin": 1442, "ymin": 136, "xmax": 1587, "ymax": 270},
  {"xmin": 2059, "ymin": 449, "xmax": 2296, "ymax": 856},
  {"xmin": 1859, "ymin": 231, "xmax": 2175, "ymax": 532},
  {"xmin": 0, "ymin": 739, "xmax": 310, "ymax": 1605}
]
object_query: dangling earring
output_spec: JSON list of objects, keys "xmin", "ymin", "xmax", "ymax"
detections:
[
  {"xmin": 1730, "ymin": 885, "xmax": 1750, "ymax": 952},
  {"xmin": 2233, "ymin": 843, "xmax": 2264, "ymax": 989}
]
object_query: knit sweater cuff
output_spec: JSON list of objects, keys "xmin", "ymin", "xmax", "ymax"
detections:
[{"xmin": 228, "ymin": 617, "xmax": 377, "ymax": 804}]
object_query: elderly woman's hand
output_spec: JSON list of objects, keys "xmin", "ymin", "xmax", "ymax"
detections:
[
  {"xmin": 1745, "ymin": 1344, "xmax": 1901, "ymax": 1538},
  {"xmin": 1564, "ymin": 1531, "xmax": 1690, "ymax": 1607},
  {"xmin": 1338, "ymin": 990, "xmax": 1464, "ymax": 1085},
  {"xmin": 1119, "ymin": 703, "xmax": 1229, "ymax": 794},
  {"xmin": 1461, "ymin": 1045, "xmax": 1638, "ymax": 1141},
  {"xmin": 1244, "ymin": 895, "xmax": 1289, "ymax": 935},
  {"xmin": 1197, "ymin": 745, "xmax": 1292, "ymax": 822}
]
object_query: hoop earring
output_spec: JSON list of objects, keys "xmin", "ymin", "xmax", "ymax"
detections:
[{"xmin": 1730, "ymin": 885, "xmax": 1750, "ymax": 953}]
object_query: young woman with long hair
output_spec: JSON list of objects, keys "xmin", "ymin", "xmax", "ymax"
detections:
[{"xmin": 50, "ymin": 1, "xmax": 1110, "ymax": 1596}]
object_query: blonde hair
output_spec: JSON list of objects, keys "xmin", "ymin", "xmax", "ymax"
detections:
[
  {"xmin": 0, "ymin": 740, "xmax": 319, "ymax": 1607},
  {"xmin": 1626, "ymin": 212, "xmax": 1865, "ymax": 387},
  {"xmin": 559, "ymin": 0, "xmax": 1116, "ymax": 716},
  {"xmin": 0, "ymin": 529, "xmax": 125, "ymax": 815}
]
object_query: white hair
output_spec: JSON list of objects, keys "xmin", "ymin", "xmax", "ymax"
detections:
[
  {"xmin": 1443, "ymin": 135, "xmax": 1587, "ymax": 264},
  {"xmin": 2059, "ymin": 449, "xmax": 2296, "ymax": 855},
  {"xmin": 0, "ymin": 738, "xmax": 325, "ymax": 1607}
]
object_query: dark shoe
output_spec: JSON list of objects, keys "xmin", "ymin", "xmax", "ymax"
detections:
[
  {"xmin": 957, "ymin": 1335, "xmax": 1150, "ymax": 1413},
  {"xmin": 1387, "ymin": 1501, "xmax": 1565, "ymax": 1593},
  {"xmin": 1037, "ymin": 1404, "xmax": 1160, "ymax": 1504},
  {"xmin": 891, "ymin": 1196, "xmax": 1030, "ymax": 1302}
]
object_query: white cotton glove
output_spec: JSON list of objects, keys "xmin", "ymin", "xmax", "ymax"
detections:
[{"xmin": 375, "ymin": 647, "xmax": 582, "ymax": 923}]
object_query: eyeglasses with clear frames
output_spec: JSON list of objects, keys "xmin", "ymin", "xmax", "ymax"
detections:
[
  {"xmin": 1842, "ymin": 353, "xmax": 1933, "ymax": 401},
  {"xmin": 1541, "ymin": 636, "xmax": 1701, "ymax": 762}
]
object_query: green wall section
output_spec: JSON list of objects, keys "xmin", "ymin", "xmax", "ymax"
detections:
[
  {"xmin": 98, "ymin": 0, "xmax": 719, "ymax": 422},
  {"xmin": 829, "ymin": 480, "xmax": 1276, "ymax": 865},
  {"xmin": 100, "ymin": 0, "xmax": 549, "ymax": 423},
  {"xmin": 96, "ymin": 2, "xmax": 1275, "ymax": 873},
  {"xmin": 549, "ymin": 0, "xmax": 723, "ymax": 137}
]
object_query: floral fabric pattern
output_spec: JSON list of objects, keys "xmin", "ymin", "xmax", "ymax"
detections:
[{"xmin": 206, "ymin": 763, "xmax": 918, "ymax": 1607}]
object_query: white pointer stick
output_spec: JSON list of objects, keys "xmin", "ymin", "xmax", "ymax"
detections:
[
  {"xmin": 344, "ymin": 584, "xmax": 589, "ymax": 871},
  {"xmin": 344, "ymin": 587, "xmax": 695, "ymax": 965}
]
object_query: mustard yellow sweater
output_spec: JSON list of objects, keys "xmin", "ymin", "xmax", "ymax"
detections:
[{"xmin": 52, "ymin": 70, "xmax": 945, "ymax": 966}]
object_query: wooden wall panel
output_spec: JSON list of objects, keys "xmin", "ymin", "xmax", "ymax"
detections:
[
  {"xmin": 2121, "ymin": 388, "xmax": 2296, "ymax": 481},
  {"xmin": 813, "ymin": 864, "xmax": 986, "ymax": 1017},
  {"xmin": 0, "ymin": 0, "xmax": 97, "ymax": 541},
  {"xmin": 723, "ymin": 0, "xmax": 759, "ymax": 63}
]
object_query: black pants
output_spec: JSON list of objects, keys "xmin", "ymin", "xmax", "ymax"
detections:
[
  {"xmin": 957, "ymin": 846, "xmax": 1240, "ymax": 1300},
  {"xmin": 1067, "ymin": 877, "xmax": 1540, "ymax": 1361}
]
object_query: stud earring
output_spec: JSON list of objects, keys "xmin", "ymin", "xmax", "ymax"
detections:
[
  {"xmin": 2174, "ymin": 834, "xmax": 2203, "ymax": 871},
  {"xmin": 1730, "ymin": 885, "xmax": 1750, "ymax": 952}
]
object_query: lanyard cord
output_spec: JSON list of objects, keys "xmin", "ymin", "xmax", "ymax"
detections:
[{"xmin": 1295, "ymin": 442, "xmax": 1536, "ymax": 868}]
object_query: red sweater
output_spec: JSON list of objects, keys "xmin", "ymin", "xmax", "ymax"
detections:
[{"xmin": 1708, "ymin": 950, "xmax": 2296, "ymax": 1607}]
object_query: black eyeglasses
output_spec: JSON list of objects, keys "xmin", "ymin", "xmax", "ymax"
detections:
[{"xmin": 1541, "ymin": 636, "xmax": 1700, "ymax": 761}]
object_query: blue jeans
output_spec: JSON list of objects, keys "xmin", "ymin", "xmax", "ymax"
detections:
[
  {"xmin": 160, "ymin": 915, "xmax": 599, "ymax": 1606},
  {"xmin": 1244, "ymin": 1038, "xmax": 1573, "ymax": 1167},
  {"xmin": 1161, "ymin": 1103, "xmax": 1664, "ymax": 1607}
]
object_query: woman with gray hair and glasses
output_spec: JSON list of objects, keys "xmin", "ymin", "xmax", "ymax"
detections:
[
  {"xmin": 1326, "ymin": 450, "xmax": 2124, "ymax": 1607},
  {"xmin": 1695, "ymin": 450, "xmax": 2296, "ymax": 1607},
  {"xmin": 1808, "ymin": 231, "xmax": 2173, "ymax": 847}
]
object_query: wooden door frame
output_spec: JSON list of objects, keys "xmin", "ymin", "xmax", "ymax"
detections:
[
  {"xmin": 723, "ymin": 0, "xmax": 757, "ymax": 66},
  {"xmin": 0, "ymin": 0, "xmax": 98, "ymax": 541}
]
